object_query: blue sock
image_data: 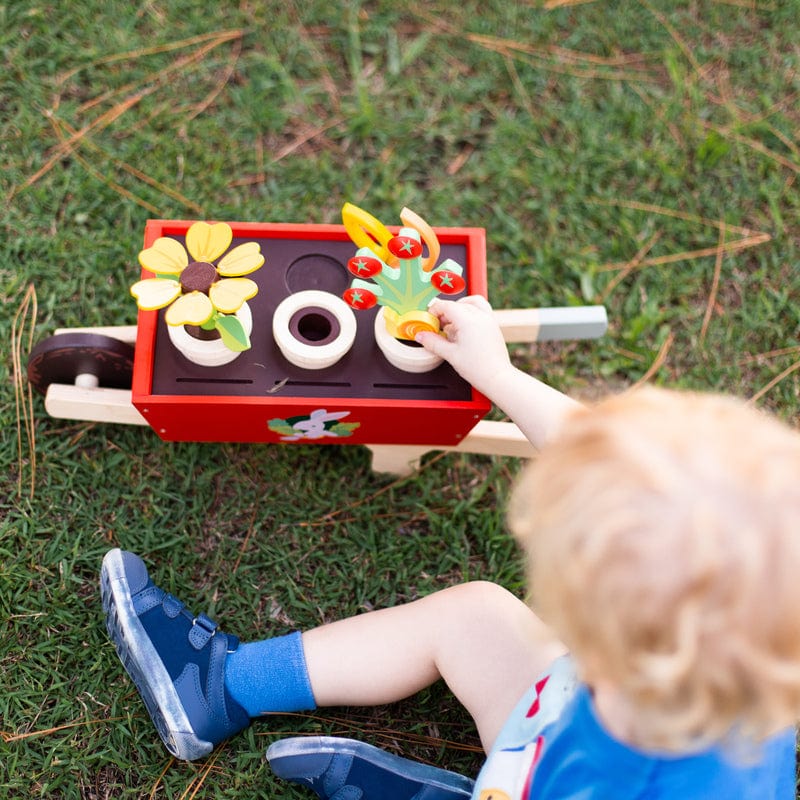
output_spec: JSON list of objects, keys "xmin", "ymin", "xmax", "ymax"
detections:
[{"xmin": 224, "ymin": 631, "xmax": 316, "ymax": 718}]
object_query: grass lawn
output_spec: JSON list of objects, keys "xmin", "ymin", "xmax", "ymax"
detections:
[{"xmin": 2, "ymin": 1, "xmax": 799, "ymax": 797}]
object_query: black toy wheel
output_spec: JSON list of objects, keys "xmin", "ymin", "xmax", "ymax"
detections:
[{"xmin": 27, "ymin": 333, "xmax": 135, "ymax": 396}]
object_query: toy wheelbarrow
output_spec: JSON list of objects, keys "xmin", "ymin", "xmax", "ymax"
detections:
[{"xmin": 27, "ymin": 216, "xmax": 607, "ymax": 475}]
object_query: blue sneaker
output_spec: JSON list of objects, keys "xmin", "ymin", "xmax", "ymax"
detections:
[
  {"xmin": 100, "ymin": 548, "xmax": 250, "ymax": 761},
  {"xmin": 267, "ymin": 736, "xmax": 475, "ymax": 800}
]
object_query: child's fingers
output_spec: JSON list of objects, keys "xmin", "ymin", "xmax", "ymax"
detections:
[
  {"xmin": 428, "ymin": 296, "xmax": 490, "ymax": 328},
  {"xmin": 427, "ymin": 298, "xmax": 455, "ymax": 324},
  {"xmin": 459, "ymin": 295, "xmax": 492, "ymax": 312},
  {"xmin": 415, "ymin": 329, "xmax": 450, "ymax": 356}
]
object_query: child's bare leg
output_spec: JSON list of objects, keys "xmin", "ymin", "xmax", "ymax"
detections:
[{"xmin": 303, "ymin": 581, "xmax": 566, "ymax": 752}]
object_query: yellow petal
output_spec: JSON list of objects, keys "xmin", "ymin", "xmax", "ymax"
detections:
[
  {"xmin": 138, "ymin": 237, "xmax": 188, "ymax": 275},
  {"xmin": 209, "ymin": 278, "xmax": 258, "ymax": 313},
  {"xmin": 130, "ymin": 278, "xmax": 182, "ymax": 310},
  {"xmin": 217, "ymin": 242, "xmax": 265, "ymax": 276},
  {"xmin": 341, "ymin": 202, "xmax": 393, "ymax": 263},
  {"xmin": 185, "ymin": 221, "xmax": 232, "ymax": 262},
  {"xmin": 164, "ymin": 291, "xmax": 214, "ymax": 326},
  {"xmin": 400, "ymin": 207, "xmax": 440, "ymax": 272}
]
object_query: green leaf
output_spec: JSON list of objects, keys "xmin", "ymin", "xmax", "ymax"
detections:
[
  {"xmin": 267, "ymin": 419, "xmax": 296, "ymax": 436},
  {"xmin": 329, "ymin": 422, "xmax": 360, "ymax": 437},
  {"xmin": 215, "ymin": 314, "xmax": 250, "ymax": 351}
]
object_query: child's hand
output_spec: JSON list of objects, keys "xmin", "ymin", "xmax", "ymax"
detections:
[
  {"xmin": 418, "ymin": 296, "xmax": 580, "ymax": 448},
  {"xmin": 416, "ymin": 296, "xmax": 512, "ymax": 393}
]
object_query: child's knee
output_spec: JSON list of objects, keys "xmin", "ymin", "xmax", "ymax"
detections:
[{"xmin": 454, "ymin": 581, "xmax": 529, "ymax": 618}]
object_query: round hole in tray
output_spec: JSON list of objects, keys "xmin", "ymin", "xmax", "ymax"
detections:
[
  {"xmin": 285, "ymin": 254, "xmax": 349, "ymax": 295},
  {"xmin": 289, "ymin": 307, "xmax": 341, "ymax": 346}
]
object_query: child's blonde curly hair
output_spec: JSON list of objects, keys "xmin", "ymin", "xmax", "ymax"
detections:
[{"xmin": 508, "ymin": 386, "xmax": 800, "ymax": 751}]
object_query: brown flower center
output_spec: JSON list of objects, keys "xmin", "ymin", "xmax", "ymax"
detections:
[{"xmin": 180, "ymin": 261, "xmax": 217, "ymax": 295}]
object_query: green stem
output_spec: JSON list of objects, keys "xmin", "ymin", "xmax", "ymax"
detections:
[{"xmin": 200, "ymin": 311, "xmax": 219, "ymax": 331}]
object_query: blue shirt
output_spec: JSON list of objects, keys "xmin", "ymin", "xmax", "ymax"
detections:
[{"xmin": 473, "ymin": 657, "xmax": 796, "ymax": 799}]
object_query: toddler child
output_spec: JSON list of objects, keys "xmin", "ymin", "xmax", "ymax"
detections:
[{"xmin": 101, "ymin": 296, "xmax": 800, "ymax": 799}]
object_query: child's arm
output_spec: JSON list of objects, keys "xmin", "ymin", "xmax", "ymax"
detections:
[{"xmin": 417, "ymin": 297, "xmax": 583, "ymax": 450}]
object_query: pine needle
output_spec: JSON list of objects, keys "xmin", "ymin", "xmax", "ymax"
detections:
[
  {"xmin": 11, "ymin": 285, "xmax": 38, "ymax": 500},
  {"xmin": 749, "ymin": 359, "xmax": 800, "ymax": 405},
  {"xmin": 699, "ymin": 223, "xmax": 726, "ymax": 343},
  {"xmin": 633, "ymin": 330, "xmax": 675, "ymax": 387}
]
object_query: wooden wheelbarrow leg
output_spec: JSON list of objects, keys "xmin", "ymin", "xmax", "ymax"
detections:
[{"xmin": 366, "ymin": 419, "xmax": 536, "ymax": 476}]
